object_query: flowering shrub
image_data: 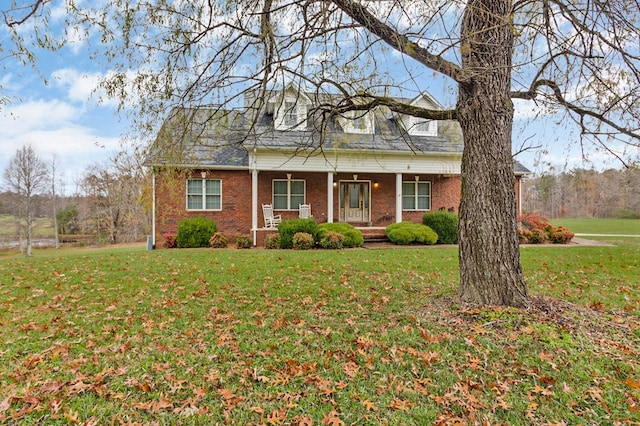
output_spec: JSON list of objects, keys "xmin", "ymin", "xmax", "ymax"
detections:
[
  {"xmin": 162, "ymin": 233, "xmax": 177, "ymax": 249},
  {"xmin": 518, "ymin": 214, "xmax": 574, "ymax": 244},
  {"xmin": 235, "ymin": 234, "xmax": 253, "ymax": 249},
  {"xmin": 319, "ymin": 231, "xmax": 344, "ymax": 249},
  {"xmin": 264, "ymin": 233, "xmax": 281, "ymax": 249},
  {"xmin": 209, "ymin": 232, "xmax": 229, "ymax": 248},
  {"xmin": 292, "ymin": 232, "xmax": 314, "ymax": 250},
  {"xmin": 549, "ymin": 226, "xmax": 575, "ymax": 244}
]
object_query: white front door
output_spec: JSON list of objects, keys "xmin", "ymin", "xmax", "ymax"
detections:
[{"xmin": 340, "ymin": 181, "xmax": 370, "ymax": 223}]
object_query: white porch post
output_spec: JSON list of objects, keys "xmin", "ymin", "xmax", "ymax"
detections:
[
  {"xmin": 151, "ymin": 171, "xmax": 156, "ymax": 247},
  {"xmin": 327, "ymin": 173, "xmax": 334, "ymax": 223},
  {"xmin": 252, "ymin": 169, "xmax": 259, "ymax": 246},
  {"xmin": 395, "ymin": 173, "xmax": 403, "ymax": 223}
]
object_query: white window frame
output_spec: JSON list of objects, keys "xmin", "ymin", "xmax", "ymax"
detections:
[
  {"xmin": 409, "ymin": 117, "xmax": 437, "ymax": 136},
  {"xmin": 402, "ymin": 181, "xmax": 431, "ymax": 211},
  {"xmin": 186, "ymin": 178, "xmax": 222, "ymax": 211},
  {"xmin": 272, "ymin": 179, "xmax": 306, "ymax": 210}
]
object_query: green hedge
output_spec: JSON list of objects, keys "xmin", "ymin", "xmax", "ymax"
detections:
[
  {"xmin": 277, "ymin": 218, "xmax": 319, "ymax": 249},
  {"xmin": 176, "ymin": 217, "xmax": 218, "ymax": 248},
  {"xmin": 316, "ymin": 223, "xmax": 364, "ymax": 248},
  {"xmin": 386, "ymin": 222, "xmax": 437, "ymax": 245},
  {"xmin": 422, "ymin": 210, "xmax": 458, "ymax": 244}
]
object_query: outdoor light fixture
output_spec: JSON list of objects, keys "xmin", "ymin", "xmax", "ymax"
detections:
[{"xmin": 373, "ymin": 181, "xmax": 379, "ymax": 188}]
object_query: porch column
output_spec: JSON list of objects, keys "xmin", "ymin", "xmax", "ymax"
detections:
[
  {"xmin": 252, "ymin": 169, "xmax": 259, "ymax": 246},
  {"xmin": 396, "ymin": 173, "xmax": 403, "ymax": 223},
  {"xmin": 327, "ymin": 173, "xmax": 334, "ymax": 223}
]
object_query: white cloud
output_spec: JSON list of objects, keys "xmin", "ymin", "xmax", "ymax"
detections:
[
  {"xmin": 0, "ymin": 99, "xmax": 122, "ymax": 190},
  {"xmin": 51, "ymin": 68, "xmax": 120, "ymax": 108}
]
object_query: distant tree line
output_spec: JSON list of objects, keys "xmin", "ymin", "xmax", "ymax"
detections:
[
  {"xmin": 1, "ymin": 145, "xmax": 150, "ymax": 254},
  {"xmin": 522, "ymin": 167, "xmax": 640, "ymax": 219}
]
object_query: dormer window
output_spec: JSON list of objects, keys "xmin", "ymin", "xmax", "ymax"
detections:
[
  {"xmin": 283, "ymin": 101, "xmax": 298, "ymax": 127},
  {"xmin": 409, "ymin": 118, "xmax": 437, "ymax": 136},
  {"xmin": 340, "ymin": 111, "xmax": 374, "ymax": 134}
]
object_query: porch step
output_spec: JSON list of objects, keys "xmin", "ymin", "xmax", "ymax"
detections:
[{"xmin": 357, "ymin": 227, "xmax": 389, "ymax": 244}]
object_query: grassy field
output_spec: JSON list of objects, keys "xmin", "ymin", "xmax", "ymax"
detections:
[
  {"xmin": 0, "ymin": 215, "xmax": 55, "ymax": 237},
  {"xmin": 551, "ymin": 218, "xmax": 640, "ymax": 235},
  {"xmin": 1, "ymin": 245, "xmax": 639, "ymax": 424}
]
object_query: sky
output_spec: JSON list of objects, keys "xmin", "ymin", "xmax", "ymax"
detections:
[{"xmin": 1, "ymin": 1, "xmax": 637, "ymax": 195}]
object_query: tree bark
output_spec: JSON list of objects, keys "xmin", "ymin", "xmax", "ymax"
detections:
[{"xmin": 457, "ymin": 0, "xmax": 528, "ymax": 307}]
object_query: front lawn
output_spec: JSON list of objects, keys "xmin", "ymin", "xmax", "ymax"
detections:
[{"xmin": 1, "ymin": 246, "xmax": 638, "ymax": 424}]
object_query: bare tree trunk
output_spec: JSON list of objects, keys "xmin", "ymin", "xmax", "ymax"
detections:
[{"xmin": 457, "ymin": 0, "xmax": 528, "ymax": 307}]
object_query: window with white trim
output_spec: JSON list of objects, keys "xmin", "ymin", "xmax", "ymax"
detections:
[
  {"xmin": 186, "ymin": 179, "xmax": 222, "ymax": 210},
  {"xmin": 408, "ymin": 117, "xmax": 437, "ymax": 136},
  {"xmin": 402, "ymin": 181, "xmax": 431, "ymax": 210},
  {"xmin": 273, "ymin": 179, "xmax": 305, "ymax": 210}
]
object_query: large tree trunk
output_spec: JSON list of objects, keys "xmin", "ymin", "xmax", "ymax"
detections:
[{"xmin": 457, "ymin": 0, "xmax": 528, "ymax": 307}]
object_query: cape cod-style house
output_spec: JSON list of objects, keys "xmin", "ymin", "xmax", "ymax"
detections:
[{"xmin": 146, "ymin": 84, "xmax": 529, "ymax": 247}]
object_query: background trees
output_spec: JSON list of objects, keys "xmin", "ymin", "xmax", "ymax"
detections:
[
  {"xmin": 3, "ymin": 144, "xmax": 49, "ymax": 256},
  {"xmin": 523, "ymin": 166, "xmax": 640, "ymax": 219}
]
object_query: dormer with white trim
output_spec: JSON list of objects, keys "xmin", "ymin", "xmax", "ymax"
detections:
[
  {"xmin": 399, "ymin": 93, "xmax": 442, "ymax": 137},
  {"xmin": 337, "ymin": 110, "xmax": 375, "ymax": 134},
  {"xmin": 269, "ymin": 83, "xmax": 311, "ymax": 131}
]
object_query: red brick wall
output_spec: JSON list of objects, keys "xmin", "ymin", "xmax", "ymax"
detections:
[
  {"xmin": 154, "ymin": 169, "xmax": 523, "ymax": 247},
  {"xmin": 154, "ymin": 169, "xmax": 253, "ymax": 247}
]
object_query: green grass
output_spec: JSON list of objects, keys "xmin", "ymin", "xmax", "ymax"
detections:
[
  {"xmin": 0, "ymin": 215, "xmax": 55, "ymax": 237},
  {"xmin": 1, "ymin": 246, "xmax": 639, "ymax": 424},
  {"xmin": 551, "ymin": 218, "xmax": 640, "ymax": 235}
]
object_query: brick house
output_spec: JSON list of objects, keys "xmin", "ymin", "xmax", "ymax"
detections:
[{"xmin": 147, "ymin": 84, "xmax": 530, "ymax": 247}]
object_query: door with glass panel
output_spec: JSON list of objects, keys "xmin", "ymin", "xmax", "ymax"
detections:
[{"xmin": 340, "ymin": 181, "xmax": 370, "ymax": 222}]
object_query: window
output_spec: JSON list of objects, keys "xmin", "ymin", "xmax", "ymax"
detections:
[
  {"xmin": 187, "ymin": 179, "xmax": 221, "ymax": 210},
  {"xmin": 402, "ymin": 181, "xmax": 431, "ymax": 210},
  {"xmin": 273, "ymin": 179, "xmax": 305, "ymax": 210},
  {"xmin": 409, "ymin": 118, "xmax": 437, "ymax": 136},
  {"xmin": 283, "ymin": 101, "xmax": 297, "ymax": 127}
]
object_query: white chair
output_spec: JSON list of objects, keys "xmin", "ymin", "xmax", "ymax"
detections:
[
  {"xmin": 299, "ymin": 204, "xmax": 312, "ymax": 219},
  {"xmin": 262, "ymin": 204, "xmax": 282, "ymax": 228}
]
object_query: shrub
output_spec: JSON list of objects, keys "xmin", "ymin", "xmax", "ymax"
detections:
[
  {"xmin": 235, "ymin": 234, "xmax": 253, "ymax": 249},
  {"xmin": 292, "ymin": 232, "xmax": 314, "ymax": 250},
  {"xmin": 316, "ymin": 223, "xmax": 364, "ymax": 248},
  {"xmin": 528, "ymin": 228, "xmax": 548, "ymax": 244},
  {"xmin": 209, "ymin": 232, "xmax": 228, "ymax": 248},
  {"xmin": 278, "ymin": 218, "xmax": 318, "ymax": 249},
  {"xmin": 518, "ymin": 213, "xmax": 574, "ymax": 244},
  {"xmin": 176, "ymin": 217, "xmax": 218, "ymax": 248},
  {"xmin": 319, "ymin": 231, "xmax": 344, "ymax": 249},
  {"xmin": 162, "ymin": 233, "xmax": 177, "ymax": 249},
  {"xmin": 264, "ymin": 233, "xmax": 281, "ymax": 249},
  {"xmin": 386, "ymin": 222, "xmax": 438, "ymax": 245},
  {"xmin": 422, "ymin": 210, "xmax": 458, "ymax": 244},
  {"xmin": 549, "ymin": 226, "xmax": 575, "ymax": 244}
]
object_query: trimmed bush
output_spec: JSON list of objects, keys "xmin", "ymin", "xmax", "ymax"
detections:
[
  {"xmin": 235, "ymin": 234, "xmax": 253, "ymax": 249},
  {"xmin": 176, "ymin": 217, "xmax": 217, "ymax": 248},
  {"xmin": 264, "ymin": 233, "xmax": 281, "ymax": 249},
  {"xmin": 319, "ymin": 231, "xmax": 344, "ymax": 249},
  {"xmin": 292, "ymin": 232, "xmax": 314, "ymax": 250},
  {"xmin": 386, "ymin": 222, "xmax": 438, "ymax": 245},
  {"xmin": 209, "ymin": 232, "xmax": 228, "ymax": 248},
  {"xmin": 422, "ymin": 210, "xmax": 458, "ymax": 244},
  {"xmin": 518, "ymin": 213, "xmax": 574, "ymax": 244},
  {"xmin": 277, "ymin": 218, "xmax": 318, "ymax": 249},
  {"xmin": 316, "ymin": 223, "xmax": 364, "ymax": 248}
]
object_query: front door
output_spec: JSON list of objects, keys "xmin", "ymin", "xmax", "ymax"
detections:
[{"xmin": 340, "ymin": 181, "xmax": 370, "ymax": 223}]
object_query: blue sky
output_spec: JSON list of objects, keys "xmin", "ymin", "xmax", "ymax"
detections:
[{"xmin": 1, "ymin": 1, "xmax": 636, "ymax": 194}]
